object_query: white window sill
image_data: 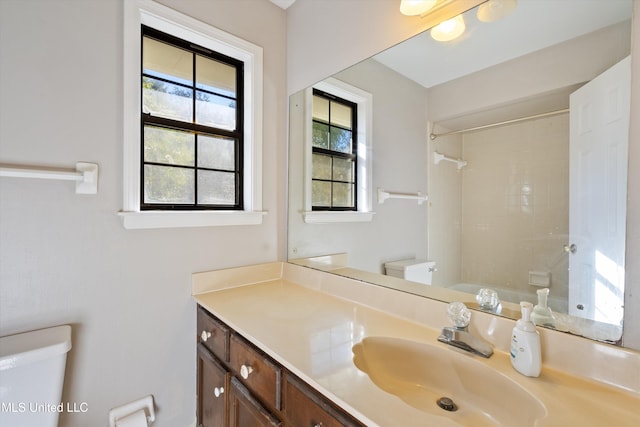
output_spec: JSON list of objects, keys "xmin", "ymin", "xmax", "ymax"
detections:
[
  {"xmin": 118, "ymin": 210, "xmax": 267, "ymax": 229},
  {"xmin": 303, "ymin": 211, "xmax": 375, "ymax": 224}
]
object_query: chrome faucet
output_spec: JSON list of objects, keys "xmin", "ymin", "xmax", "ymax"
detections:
[{"xmin": 438, "ymin": 302, "xmax": 494, "ymax": 358}]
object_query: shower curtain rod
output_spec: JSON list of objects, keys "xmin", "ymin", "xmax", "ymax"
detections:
[{"xmin": 429, "ymin": 108, "xmax": 569, "ymax": 141}]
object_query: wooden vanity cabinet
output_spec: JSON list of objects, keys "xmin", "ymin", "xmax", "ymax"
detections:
[{"xmin": 196, "ymin": 305, "xmax": 365, "ymax": 427}]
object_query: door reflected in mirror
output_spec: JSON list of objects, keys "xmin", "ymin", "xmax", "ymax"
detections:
[{"xmin": 288, "ymin": 0, "xmax": 632, "ymax": 345}]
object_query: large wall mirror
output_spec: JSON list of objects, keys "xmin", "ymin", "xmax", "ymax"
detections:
[{"xmin": 288, "ymin": 0, "xmax": 633, "ymax": 345}]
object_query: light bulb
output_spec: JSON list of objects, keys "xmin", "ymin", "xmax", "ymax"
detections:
[
  {"xmin": 400, "ymin": 0, "xmax": 437, "ymax": 16},
  {"xmin": 431, "ymin": 15, "xmax": 466, "ymax": 42}
]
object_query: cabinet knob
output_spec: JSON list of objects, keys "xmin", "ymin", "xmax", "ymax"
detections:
[
  {"xmin": 240, "ymin": 364, "xmax": 254, "ymax": 379},
  {"xmin": 313, "ymin": 423, "xmax": 324, "ymax": 427},
  {"xmin": 200, "ymin": 330, "xmax": 212, "ymax": 342},
  {"xmin": 214, "ymin": 386, "xmax": 225, "ymax": 397}
]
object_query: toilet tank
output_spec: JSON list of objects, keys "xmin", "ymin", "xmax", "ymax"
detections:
[
  {"xmin": 0, "ymin": 325, "xmax": 72, "ymax": 427},
  {"xmin": 385, "ymin": 259, "xmax": 436, "ymax": 284}
]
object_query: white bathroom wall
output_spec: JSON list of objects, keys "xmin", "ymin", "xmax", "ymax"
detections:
[
  {"xmin": 0, "ymin": 1, "xmax": 287, "ymax": 426},
  {"xmin": 288, "ymin": 59, "xmax": 429, "ymax": 273}
]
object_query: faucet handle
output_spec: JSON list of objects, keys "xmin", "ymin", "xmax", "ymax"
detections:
[
  {"xmin": 476, "ymin": 288, "xmax": 501, "ymax": 311},
  {"xmin": 447, "ymin": 302, "xmax": 471, "ymax": 328}
]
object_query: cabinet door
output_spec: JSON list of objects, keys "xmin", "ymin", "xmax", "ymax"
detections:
[
  {"xmin": 285, "ymin": 373, "xmax": 365, "ymax": 427},
  {"xmin": 229, "ymin": 377, "xmax": 282, "ymax": 427},
  {"xmin": 198, "ymin": 344, "xmax": 229, "ymax": 427}
]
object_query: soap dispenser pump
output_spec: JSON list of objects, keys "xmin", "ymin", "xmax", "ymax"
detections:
[
  {"xmin": 510, "ymin": 301, "xmax": 542, "ymax": 377},
  {"xmin": 531, "ymin": 288, "xmax": 556, "ymax": 328}
]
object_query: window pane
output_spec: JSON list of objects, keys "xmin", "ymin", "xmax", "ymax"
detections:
[
  {"xmin": 312, "ymin": 122, "xmax": 329, "ymax": 149},
  {"xmin": 330, "ymin": 127, "xmax": 352, "ymax": 153},
  {"xmin": 309, "ymin": 89, "xmax": 361, "ymax": 211},
  {"xmin": 144, "ymin": 126, "xmax": 195, "ymax": 166},
  {"xmin": 196, "ymin": 92, "xmax": 236, "ymax": 130},
  {"xmin": 312, "ymin": 181, "xmax": 331, "ymax": 207},
  {"xmin": 198, "ymin": 135, "xmax": 235, "ymax": 171},
  {"xmin": 143, "ymin": 77, "xmax": 193, "ymax": 122},
  {"xmin": 332, "ymin": 182, "xmax": 353, "ymax": 207},
  {"xmin": 331, "ymin": 102, "xmax": 352, "ymax": 129},
  {"xmin": 312, "ymin": 153, "xmax": 331, "ymax": 180},
  {"xmin": 196, "ymin": 55, "xmax": 236, "ymax": 98},
  {"xmin": 312, "ymin": 95, "xmax": 329, "ymax": 123},
  {"xmin": 143, "ymin": 37, "xmax": 192, "ymax": 86},
  {"xmin": 333, "ymin": 157, "xmax": 354, "ymax": 182},
  {"xmin": 198, "ymin": 170, "xmax": 236, "ymax": 205},
  {"xmin": 144, "ymin": 165, "xmax": 194, "ymax": 204}
]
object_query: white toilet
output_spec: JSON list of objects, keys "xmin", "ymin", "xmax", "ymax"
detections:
[
  {"xmin": 0, "ymin": 325, "xmax": 72, "ymax": 427},
  {"xmin": 384, "ymin": 259, "xmax": 436, "ymax": 284}
]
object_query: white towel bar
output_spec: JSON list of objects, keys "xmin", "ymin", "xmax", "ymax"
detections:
[
  {"xmin": 433, "ymin": 152, "xmax": 467, "ymax": 170},
  {"xmin": 0, "ymin": 162, "xmax": 98, "ymax": 194},
  {"xmin": 378, "ymin": 188, "xmax": 428, "ymax": 205}
]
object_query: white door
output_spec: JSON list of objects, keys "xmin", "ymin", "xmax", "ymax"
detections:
[{"xmin": 568, "ymin": 56, "xmax": 630, "ymax": 325}]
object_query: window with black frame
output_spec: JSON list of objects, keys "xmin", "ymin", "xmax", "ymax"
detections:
[
  {"xmin": 311, "ymin": 89, "xmax": 357, "ymax": 211},
  {"xmin": 141, "ymin": 26, "xmax": 243, "ymax": 210}
]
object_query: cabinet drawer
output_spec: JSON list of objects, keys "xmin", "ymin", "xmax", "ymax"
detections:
[
  {"xmin": 229, "ymin": 334, "xmax": 282, "ymax": 411},
  {"xmin": 285, "ymin": 374, "xmax": 364, "ymax": 427},
  {"xmin": 197, "ymin": 307, "xmax": 229, "ymax": 362}
]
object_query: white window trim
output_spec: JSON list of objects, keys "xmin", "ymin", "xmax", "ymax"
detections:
[
  {"xmin": 120, "ymin": 0, "xmax": 265, "ymax": 229},
  {"xmin": 303, "ymin": 78, "xmax": 374, "ymax": 224}
]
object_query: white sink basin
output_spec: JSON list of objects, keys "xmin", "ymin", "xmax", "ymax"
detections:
[{"xmin": 352, "ymin": 336, "xmax": 546, "ymax": 426}]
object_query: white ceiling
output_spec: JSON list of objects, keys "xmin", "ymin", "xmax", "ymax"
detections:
[
  {"xmin": 269, "ymin": 0, "xmax": 296, "ymax": 9},
  {"xmin": 374, "ymin": 0, "xmax": 632, "ymax": 89}
]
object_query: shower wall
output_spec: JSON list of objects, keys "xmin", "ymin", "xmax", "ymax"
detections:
[{"xmin": 460, "ymin": 114, "xmax": 570, "ymax": 299}]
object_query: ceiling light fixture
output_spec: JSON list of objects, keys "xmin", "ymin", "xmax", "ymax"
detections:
[
  {"xmin": 477, "ymin": 0, "xmax": 518, "ymax": 23},
  {"xmin": 399, "ymin": 0, "xmax": 438, "ymax": 16},
  {"xmin": 431, "ymin": 15, "xmax": 466, "ymax": 42}
]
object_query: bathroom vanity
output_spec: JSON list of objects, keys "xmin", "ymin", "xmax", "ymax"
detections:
[
  {"xmin": 196, "ymin": 306, "xmax": 365, "ymax": 427},
  {"xmin": 193, "ymin": 262, "xmax": 640, "ymax": 427}
]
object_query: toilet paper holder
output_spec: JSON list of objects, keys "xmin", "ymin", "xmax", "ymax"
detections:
[{"xmin": 108, "ymin": 395, "xmax": 155, "ymax": 427}]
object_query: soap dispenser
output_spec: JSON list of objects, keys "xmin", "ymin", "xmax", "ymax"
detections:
[
  {"xmin": 510, "ymin": 301, "xmax": 541, "ymax": 377},
  {"xmin": 531, "ymin": 288, "xmax": 556, "ymax": 328}
]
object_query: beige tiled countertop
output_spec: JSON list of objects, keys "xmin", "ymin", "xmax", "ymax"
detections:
[{"xmin": 193, "ymin": 262, "xmax": 640, "ymax": 427}]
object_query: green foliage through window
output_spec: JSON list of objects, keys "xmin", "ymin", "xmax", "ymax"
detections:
[
  {"xmin": 141, "ymin": 26, "xmax": 243, "ymax": 210},
  {"xmin": 311, "ymin": 90, "xmax": 357, "ymax": 211}
]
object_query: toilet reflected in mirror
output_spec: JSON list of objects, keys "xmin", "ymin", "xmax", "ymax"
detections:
[{"xmin": 385, "ymin": 259, "xmax": 436, "ymax": 285}]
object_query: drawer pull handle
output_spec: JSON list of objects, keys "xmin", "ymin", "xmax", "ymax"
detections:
[
  {"xmin": 214, "ymin": 386, "xmax": 225, "ymax": 397},
  {"xmin": 313, "ymin": 423, "xmax": 324, "ymax": 427},
  {"xmin": 200, "ymin": 330, "xmax": 212, "ymax": 342},
  {"xmin": 240, "ymin": 364, "xmax": 254, "ymax": 379}
]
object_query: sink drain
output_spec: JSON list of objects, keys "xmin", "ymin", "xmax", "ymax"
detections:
[{"xmin": 437, "ymin": 397, "xmax": 458, "ymax": 412}]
